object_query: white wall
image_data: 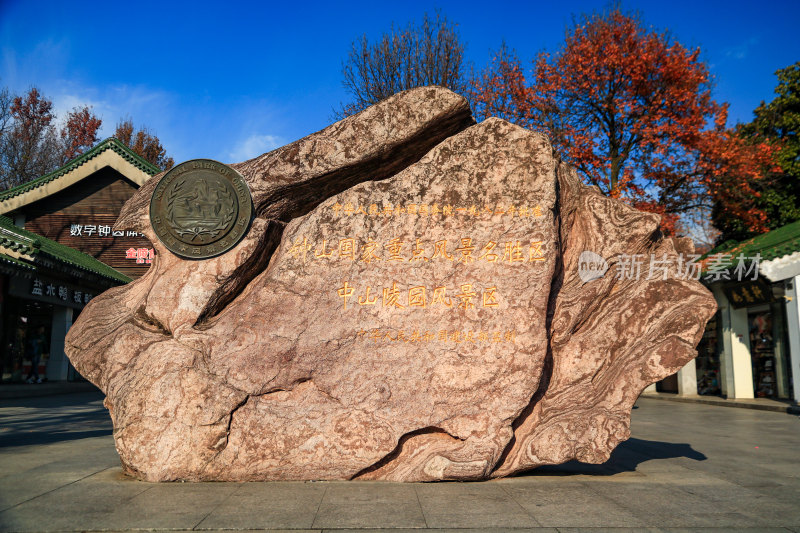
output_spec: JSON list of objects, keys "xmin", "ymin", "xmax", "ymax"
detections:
[
  {"xmin": 677, "ymin": 358, "xmax": 698, "ymax": 396},
  {"xmin": 46, "ymin": 306, "xmax": 73, "ymax": 381},
  {"xmin": 712, "ymin": 286, "xmax": 755, "ymax": 399},
  {"xmin": 783, "ymin": 275, "xmax": 800, "ymax": 403}
]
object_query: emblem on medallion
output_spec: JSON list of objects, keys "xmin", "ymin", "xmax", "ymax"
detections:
[{"xmin": 149, "ymin": 159, "xmax": 252, "ymax": 259}]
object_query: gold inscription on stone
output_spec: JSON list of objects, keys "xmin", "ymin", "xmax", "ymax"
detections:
[
  {"xmin": 356, "ymin": 328, "xmax": 517, "ymax": 344},
  {"xmin": 337, "ymin": 281, "xmax": 502, "ymax": 311},
  {"xmin": 331, "ymin": 201, "xmax": 543, "ymax": 219},
  {"xmin": 288, "ymin": 236, "xmax": 547, "ymax": 265}
]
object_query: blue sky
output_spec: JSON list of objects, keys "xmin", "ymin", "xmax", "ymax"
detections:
[{"xmin": 1, "ymin": 0, "xmax": 798, "ymax": 164}]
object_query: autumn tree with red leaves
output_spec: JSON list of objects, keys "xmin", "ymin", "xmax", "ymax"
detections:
[
  {"xmin": 114, "ymin": 118, "xmax": 174, "ymax": 171},
  {"xmin": 0, "ymin": 87, "xmax": 102, "ymax": 191},
  {"xmin": 0, "ymin": 86, "xmax": 174, "ymax": 191},
  {"xmin": 0, "ymin": 87, "xmax": 60, "ymax": 188},
  {"xmin": 471, "ymin": 9, "xmax": 776, "ymax": 236},
  {"xmin": 61, "ymin": 106, "xmax": 102, "ymax": 162}
]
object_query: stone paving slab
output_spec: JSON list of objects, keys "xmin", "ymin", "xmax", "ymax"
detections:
[
  {"xmin": 197, "ymin": 482, "xmax": 325, "ymax": 530},
  {"xmin": 312, "ymin": 482, "xmax": 427, "ymax": 529},
  {"xmin": 42, "ymin": 527, "xmax": 800, "ymax": 533},
  {"xmin": 0, "ymin": 392, "xmax": 799, "ymax": 531}
]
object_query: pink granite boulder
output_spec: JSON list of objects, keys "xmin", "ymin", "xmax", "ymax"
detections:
[{"xmin": 65, "ymin": 87, "xmax": 716, "ymax": 481}]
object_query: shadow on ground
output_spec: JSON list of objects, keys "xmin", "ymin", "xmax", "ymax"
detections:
[
  {"xmin": 512, "ymin": 437, "xmax": 707, "ymax": 477},
  {"xmin": 0, "ymin": 391, "xmax": 111, "ymax": 448}
]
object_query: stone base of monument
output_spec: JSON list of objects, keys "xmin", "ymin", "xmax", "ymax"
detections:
[{"xmin": 65, "ymin": 87, "xmax": 716, "ymax": 482}]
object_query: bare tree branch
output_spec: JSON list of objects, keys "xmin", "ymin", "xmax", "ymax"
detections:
[{"xmin": 335, "ymin": 12, "xmax": 469, "ymax": 119}]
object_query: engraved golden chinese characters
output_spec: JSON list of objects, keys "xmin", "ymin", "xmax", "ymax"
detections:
[
  {"xmin": 289, "ymin": 197, "xmax": 550, "ymax": 327},
  {"xmin": 288, "ymin": 237, "xmax": 547, "ymax": 265},
  {"xmin": 336, "ymin": 282, "xmax": 500, "ymax": 311},
  {"xmin": 288, "ymin": 235, "xmax": 546, "ymax": 318},
  {"xmin": 356, "ymin": 328, "xmax": 517, "ymax": 344},
  {"xmin": 331, "ymin": 201, "xmax": 544, "ymax": 219}
]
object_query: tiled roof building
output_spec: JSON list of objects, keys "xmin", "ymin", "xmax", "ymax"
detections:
[
  {"xmin": 1, "ymin": 139, "xmax": 157, "ymax": 383},
  {"xmin": 660, "ymin": 222, "xmax": 800, "ymax": 405}
]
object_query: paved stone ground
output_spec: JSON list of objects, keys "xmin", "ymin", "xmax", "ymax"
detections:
[{"xmin": 0, "ymin": 392, "xmax": 798, "ymax": 532}]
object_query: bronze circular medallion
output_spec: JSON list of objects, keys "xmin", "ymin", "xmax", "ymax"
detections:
[{"xmin": 149, "ymin": 159, "xmax": 252, "ymax": 259}]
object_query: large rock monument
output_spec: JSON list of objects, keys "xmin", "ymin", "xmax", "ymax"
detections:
[{"xmin": 65, "ymin": 87, "xmax": 716, "ymax": 481}]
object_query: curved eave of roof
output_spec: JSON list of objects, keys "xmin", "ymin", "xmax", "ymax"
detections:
[
  {"xmin": 0, "ymin": 252, "xmax": 36, "ymax": 272},
  {"xmin": 700, "ymin": 219, "xmax": 800, "ymax": 277},
  {"xmin": 0, "ymin": 216, "xmax": 131, "ymax": 284},
  {"xmin": 0, "ymin": 137, "xmax": 160, "ymax": 215},
  {"xmin": 759, "ymin": 250, "xmax": 800, "ymax": 282},
  {"xmin": 34, "ymin": 249, "xmax": 132, "ymax": 284}
]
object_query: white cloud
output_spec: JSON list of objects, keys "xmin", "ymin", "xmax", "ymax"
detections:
[
  {"xmin": 228, "ymin": 133, "xmax": 285, "ymax": 162},
  {"xmin": 40, "ymin": 82, "xmax": 183, "ymax": 157},
  {"xmin": 15, "ymin": 80, "xmax": 288, "ymax": 164},
  {"xmin": 1, "ymin": 38, "xmax": 71, "ymax": 89},
  {"xmin": 46, "ymin": 85, "xmax": 290, "ymax": 164},
  {"xmin": 55, "ymin": 84, "xmax": 175, "ymax": 137},
  {"xmin": 1, "ymin": 44, "xmax": 289, "ymax": 164},
  {"xmin": 724, "ymin": 36, "xmax": 759, "ymax": 60},
  {"xmin": 3, "ymin": 75, "xmax": 177, "ymax": 141}
]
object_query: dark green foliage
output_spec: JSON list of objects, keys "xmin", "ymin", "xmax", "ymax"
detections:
[{"xmin": 714, "ymin": 62, "xmax": 800, "ymax": 242}]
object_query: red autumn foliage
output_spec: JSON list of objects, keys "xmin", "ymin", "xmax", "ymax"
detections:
[
  {"xmin": 1, "ymin": 86, "xmax": 175, "ymax": 191},
  {"xmin": 61, "ymin": 106, "xmax": 102, "ymax": 162},
  {"xmin": 11, "ymin": 88, "xmax": 54, "ymax": 138},
  {"xmin": 0, "ymin": 88, "xmax": 102, "ymax": 189},
  {"xmin": 470, "ymin": 9, "xmax": 777, "ymax": 235},
  {"xmin": 1, "ymin": 88, "xmax": 62, "ymax": 188},
  {"xmin": 114, "ymin": 118, "xmax": 174, "ymax": 171}
]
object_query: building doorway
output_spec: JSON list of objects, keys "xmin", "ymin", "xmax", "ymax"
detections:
[
  {"xmin": 696, "ymin": 311, "xmax": 722, "ymax": 396},
  {"xmin": 748, "ymin": 303, "xmax": 794, "ymax": 399},
  {"xmin": 1, "ymin": 296, "xmax": 54, "ymax": 383}
]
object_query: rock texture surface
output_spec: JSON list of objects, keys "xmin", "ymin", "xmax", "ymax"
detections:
[{"xmin": 65, "ymin": 87, "xmax": 716, "ymax": 482}]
